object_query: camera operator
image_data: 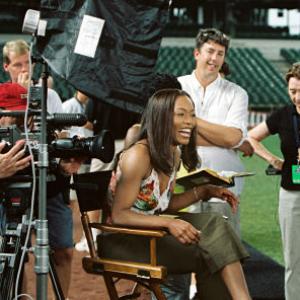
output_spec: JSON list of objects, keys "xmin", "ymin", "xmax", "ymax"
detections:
[
  {"xmin": 2, "ymin": 39, "xmax": 75, "ymax": 298},
  {"xmin": 0, "ymin": 82, "xmax": 80, "ymax": 298}
]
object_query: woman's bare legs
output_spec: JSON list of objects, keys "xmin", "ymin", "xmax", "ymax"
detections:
[{"xmin": 221, "ymin": 261, "xmax": 251, "ymax": 300}]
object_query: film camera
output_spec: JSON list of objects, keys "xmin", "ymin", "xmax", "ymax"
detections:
[{"xmin": 0, "ymin": 123, "xmax": 114, "ymax": 163}]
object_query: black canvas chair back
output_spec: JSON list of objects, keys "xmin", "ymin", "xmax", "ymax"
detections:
[{"xmin": 73, "ymin": 170, "xmax": 112, "ymax": 213}]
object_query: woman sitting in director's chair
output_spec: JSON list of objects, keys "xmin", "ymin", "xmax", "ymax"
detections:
[{"xmin": 98, "ymin": 89, "xmax": 251, "ymax": 300}]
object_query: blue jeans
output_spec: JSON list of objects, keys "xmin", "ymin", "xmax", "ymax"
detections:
[
  {"xmin": 152, "ymin": 274, "xmax": 191, "ymax": 300},
  {"xmin": 47, "ymin": 193, "xmax": 73, "ymax": 249},
  {"xmin": 0, "ymin": 204, "xmax": 6, "ymax": 236}
]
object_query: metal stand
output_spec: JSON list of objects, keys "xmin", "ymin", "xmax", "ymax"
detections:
[
  {"xmin": 0, "ymin": 214, "xmax": 28, "ymax": 300},
  {"xmin": 34, "ymin": 59, "xmax": 50, "ymax": 300},
  {"xmin": 0, "ymin": 213, "xmax": 65, "ymax": 300},
  {"xmin": 49, "ymin": 254, "xmax": 65, "ymax": 300}
]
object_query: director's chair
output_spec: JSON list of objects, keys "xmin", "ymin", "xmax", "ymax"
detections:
[{"xmin": 73, "ymin": 170, "xmax": 168, "ymax": 300}]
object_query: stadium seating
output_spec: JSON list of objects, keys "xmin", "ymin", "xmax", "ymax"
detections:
[
  {"xmin": 280, "ymin": 48, "xmax": 300, "ymax": 64},
  {"xmin": 155, "ymin": 46, "xmax": 195, "ymax": 76},
  {"xmin": 227, "ymin": 48, "xmax": 289, "ymax": 108}
]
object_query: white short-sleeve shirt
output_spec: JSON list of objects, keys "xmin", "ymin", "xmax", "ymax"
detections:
[
  {"xmin": 178, "ymin": 71, "xmax": 249, "ymax": 205},
  {"xmin": 62, "ymin": 97, "xmax": 93, "ymax": 138},
  {"xmin": 47, "ymin": 88, "xmax": 63, "ymax": 114}
]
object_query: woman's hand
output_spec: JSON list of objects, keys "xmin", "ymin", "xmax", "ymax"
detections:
[
  {"xmin": 167, "ymin": 218, "xmax": 201, "ymax": 245},
  {"xmin": 206, "ymin": 185, "xmax": 239, "ymax": 213},
  {"xmin": 270, "ymin": 157, "xmax": 284, "ymax": 171}
]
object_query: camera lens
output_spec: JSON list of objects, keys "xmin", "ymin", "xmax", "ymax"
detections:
[
  {"xmin": 51, "ymin": 130, "xmax": 115, "ymax": 162},
  {"xmin": 90, "ymin": 130, "xmax": 114, "ymax": 163}
]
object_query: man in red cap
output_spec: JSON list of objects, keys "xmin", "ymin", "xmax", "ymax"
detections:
[{"xmin": 3, "ymin": 39, "xmax": 62, "ymax": 113}]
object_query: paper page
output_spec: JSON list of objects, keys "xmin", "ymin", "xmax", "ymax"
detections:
[
  {"xmin": 218, "ymin": 171, "xmax": 255, "ymax": 178},
  {"xmin": 74, "ymin": 15, "xmax": 105, "ymax": 58}
]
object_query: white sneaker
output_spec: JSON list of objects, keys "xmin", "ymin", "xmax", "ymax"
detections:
[
  {"xmin": 75, "ymin": 229, "xmax": 99, "ymax": 252},
  {"xmin": 91, "ymin": 228, "xmax": 99, "ymax": 241},
  {"xmin": 75, "ymin": 236, "xmax": 89, "ymax": 252}
]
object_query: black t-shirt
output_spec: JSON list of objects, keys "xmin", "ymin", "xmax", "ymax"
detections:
[
  {"xmin": 266, "ymin": 104, "xmax": 300, "ymax": 191},
  {"xmin": 85, "ymin": 99, "xmax": 140, "ymax": 139}
]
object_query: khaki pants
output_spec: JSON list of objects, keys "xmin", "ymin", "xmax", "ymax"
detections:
[
  {"xmin": 99, "ymin": 212, "xmax": 248, "ymax": 299},
  {"xmin": 279, "ymin": 188, "xmax": 300, "ymax": 300},
  {"xmin": 198, "ymin": 200, "xmax": 241, "ymax": 238}
]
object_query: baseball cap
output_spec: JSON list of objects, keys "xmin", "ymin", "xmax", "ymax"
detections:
[{"xmin": 0, "ymin": 83, "xmax": 28, "ymax": 110}]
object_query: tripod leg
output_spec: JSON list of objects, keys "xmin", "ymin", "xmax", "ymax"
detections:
[
  {"xmin": 49, "ymin": 252, "xmax": 65, "ymax": 300},
  {"xmin": 0, "ymin": 223, "xmax": 26, "ymax": 300}
]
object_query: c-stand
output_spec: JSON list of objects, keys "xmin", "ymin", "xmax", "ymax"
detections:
[
  {"xmin": 0, "ymin": 198, "xmax": 29, "ymax": 300},
  {"xmin": 0, "ymin": 181, "xmax": 65, "ymax": 300},
  {"xmin": 34, "ymin": 55, "xmax": 50, "ymax": 300}
]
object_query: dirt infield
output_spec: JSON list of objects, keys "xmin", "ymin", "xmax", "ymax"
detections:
[{"xmin": 24, "ymin": 203, "xmax": 150, "ymax": 300}]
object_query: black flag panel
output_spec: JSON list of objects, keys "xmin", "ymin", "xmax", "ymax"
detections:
[{"xmin": 36, "ymin": 0, "xmax": 169, "ymax": 113}]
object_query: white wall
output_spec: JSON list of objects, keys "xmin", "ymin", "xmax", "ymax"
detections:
[{"xmin": 268, "ymin": 8, "xmax": 300, "ymax": 35}]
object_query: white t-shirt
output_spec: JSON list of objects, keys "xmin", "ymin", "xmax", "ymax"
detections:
[
  {"xmin": 62, "ymin": 97, "xmax": 93, "ymax": 138},
  {"xmin": 47, "ymin": 88, "xmax": 63, "ymax": 114},
  {"xmin": 178, "ymin": 72, "xmax": 248, "ymax": 207}
]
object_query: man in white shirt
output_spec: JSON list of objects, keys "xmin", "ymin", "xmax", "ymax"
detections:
[
  {"xmin": 178, "ymin": 28, "xmax": 249, "ymax": 236},
  {"xmin": 62, "ymin": 90, "xmax": 93, "ymax": 138},
  {"xmin": 167, "ymin": 28, "xmax": 249, "ymax": 300}
]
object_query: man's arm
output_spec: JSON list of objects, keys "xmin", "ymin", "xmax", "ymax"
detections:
[
  {"xmin": 196, "ymin": 118, "xmax": 243, "ymax": 148},
  {"xmin": 237, "ymin": 139, "xmax": 254, "ymax": 157},
  {"xmin": 196, "ymin": 86, "xmax": 248, "ymax": 148},
  {"xmin": 83, "ymin": 121, "xmax": 93, "ymax": 131}
]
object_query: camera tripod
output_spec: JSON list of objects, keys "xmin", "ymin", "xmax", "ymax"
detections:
[{"xmin": 0, "ymin": 208, "xmax": 65, "ymax": 300}]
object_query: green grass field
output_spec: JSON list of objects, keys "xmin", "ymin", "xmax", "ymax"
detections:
[{"xmin": 240, "ymin": 135, "xmax": 284, "ymax": 264}]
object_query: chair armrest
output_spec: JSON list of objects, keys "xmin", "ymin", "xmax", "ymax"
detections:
[{"xmin": 90, "ymin": 222, "xmax": 168, "ymax": 238}]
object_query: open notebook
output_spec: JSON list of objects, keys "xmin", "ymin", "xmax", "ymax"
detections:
[{"xmin": 176, "ymin": 168, "xmax": 255, "ymax": 189}]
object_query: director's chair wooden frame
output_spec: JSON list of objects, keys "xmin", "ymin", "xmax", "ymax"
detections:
[{"xmin": 73, "ymin": 170, "xmax": 168, "ymax": 300}]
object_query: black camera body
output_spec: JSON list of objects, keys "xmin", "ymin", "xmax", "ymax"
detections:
[
  {"xmin": 0, "ymin": 83, "xmax": 114, "ymax": 163},
  {"xmin": 0, "ymin": 123, "xmax": 114, "ymax": 163},
  {"xmin": 265, "ymin": 164, "xmax": 281, "ymax": 176},
  {"xmin": 0, "ymin": 126, "xmax": 23, "ymax": 152}
]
